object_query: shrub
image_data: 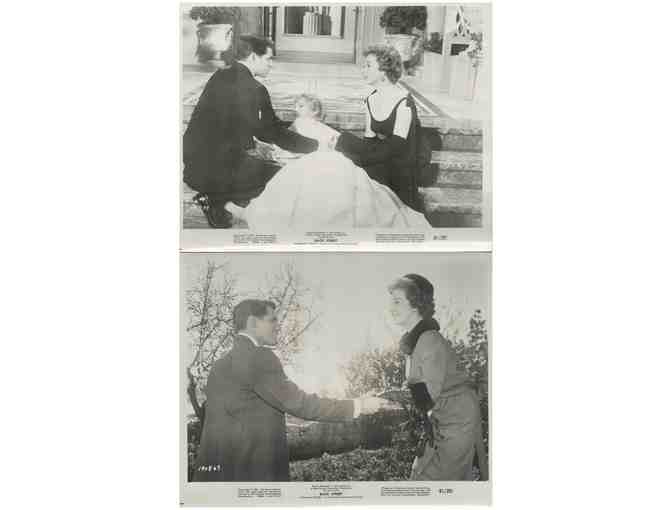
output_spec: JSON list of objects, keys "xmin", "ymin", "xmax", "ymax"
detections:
[
  {"xmin": 189, "ymin": 6, "xmax": 241, "ymax": 26},
  {"xmin": 290, "ymin": 433, "xmax": 415, "ymax": 481},
  {"xmin": 379, "ymin": 6, "xmax": 428, "ymax": 35},
  {"xmin": 343, "ymin": 309, "xmax": 490, "ymax": 477},
  {"xmin": 454, "ymin": 309, "xmax": 489, "ymax": 452}
]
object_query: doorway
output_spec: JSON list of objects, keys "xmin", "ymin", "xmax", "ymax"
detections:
[{"xmin": 268, "ymin": 6, "xmax": 359, "ymax": 64}]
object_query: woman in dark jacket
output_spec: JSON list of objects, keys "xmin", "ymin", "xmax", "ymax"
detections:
[{"xmin": 388, "ymin": 274, "xmax": 486, "ymax": 480}]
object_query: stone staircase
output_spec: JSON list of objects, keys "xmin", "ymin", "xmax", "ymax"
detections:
[
  {"xmin": 421, "ymin": 148, "xmax": 483, "ymax": 228},
  {"xmin": 332, "ymin": 121, "xmax": 483, "ymax": 228},
  {"xmin": 182, "ymin": 101, "xmax": 483, "ymax": 229}
]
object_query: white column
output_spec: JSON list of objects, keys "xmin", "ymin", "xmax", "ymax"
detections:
[
  {"xmin": 330, "ymin": 5, "xmax": 342, "ymax": 37},
  {"xmin": 464, "ymin": 5, "xmax": 484, "ymax": 33},
  {"xmin": 444, "ymin": 5, "xmax": 460, "ymax": 36},
  {"xmin": 303, "ymin": 11, "xmax": 310, "ymax": 35},
  {"xmin": 427, "ymin": 5, "xmax": 445, "ymax": 34}
]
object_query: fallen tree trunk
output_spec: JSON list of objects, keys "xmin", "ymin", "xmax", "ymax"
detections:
[
  {"xmin": 187, "ymin": 406, "xmax": 408, "ymax": 463},
  {"xmin": 287, "ymin": 409, "xmax": 407, "ymax": 461}
]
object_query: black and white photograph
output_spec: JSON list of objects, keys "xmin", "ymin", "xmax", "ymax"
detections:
[
  {"xmin": 181, "ymin": 3, "xmax": 490, "ymax": 247},
  {"xmin": 180, "ymin": 251, "xmax": 491, "ymax": 505}
]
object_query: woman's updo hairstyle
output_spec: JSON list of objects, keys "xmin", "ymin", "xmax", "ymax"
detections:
[
  {"xmin": 363, "ymin": 44, "xmax": 403, "ymax": 83},
  {"xmin": 388, "ymin": 273, "xmax": 436, "ymax": 319}
]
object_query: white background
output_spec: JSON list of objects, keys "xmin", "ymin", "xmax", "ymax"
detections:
[{"xmin": 1, "ymin": 1, "xmax": 671, "ymax": 509}]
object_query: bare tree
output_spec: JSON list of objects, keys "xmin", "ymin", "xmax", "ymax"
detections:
[
  {"xmin": 259, "ymin": 261, "xmax": 323, "ymax": 366},
  {"xmin": 185, "ymin": 259, "xmax": 322, "ymax": 419},
  {"xmin": 185, "ymin": 261, "xmax": 238, "ymax": 421},
  {"xmin": 436, "ymin": 299, "xmax": 470, "ymax": 346}
]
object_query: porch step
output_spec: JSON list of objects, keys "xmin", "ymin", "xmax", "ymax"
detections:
[
  {"xmin": 419, "ymin": 187, "xmax": 482, "ymax": 228},
  {"xmin": 182, "ymin": 149, "xmax": 482, "ymax": 228},
  {"xmin": 430, "ymin": 150, "xmax": 482, "ymax": 168},
  {"xmin": 182, "ymin": 107, "xmax": 482, "ymax": 152},
  {"xmin": 182, "ymin": 164, "xmax": 482, "ymax": 229},
  {"xmin": 419, "ymin": 151, "xmax": 483, "ymax": 189},
  {"xmin": 434, "ymin": 168, "xmax": 482, "ymax": 189},
  {"xmin": 184, "ymin": 199, "xmax": 482, "ymax": 229},
  {"xmin": 275, "ymin": 51, "xmax": 353, "ymax": 65},
  {"xmin": 338, "ymin": 127, "xmax": 482, "ymax": 153},
  {"xmin": 183, "ymin": 200, "xmax": 210, "ymax": 229},
  {"xmin": 419, "ymin": 186, "xmax": 481, "ymax": 214},
  {"xmin": 182, "ymin": 193, "xmax": 482, "ymax": 229},
  {"xmin": 182, "ymin": 189, "xmax": 247, "ymax": 229}
]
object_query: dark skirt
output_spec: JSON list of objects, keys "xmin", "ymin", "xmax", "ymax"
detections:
[{"xmin": 364, "ymin": 160, "xmax": 420, "ymax": 212}]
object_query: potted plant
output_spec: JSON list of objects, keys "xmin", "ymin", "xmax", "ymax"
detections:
[
  {"xmin": 379, "ymin": 6, "xmax": 427, "ymax": 62},
  {"xmin": 189, "ymin": 6, "xmax": 241, "ymax": 64}
]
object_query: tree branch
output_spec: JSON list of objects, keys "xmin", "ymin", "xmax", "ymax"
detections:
[
  {"xmin": 281, "ymin": 313, "xmax": 321, "ymax": 348},
  {"xmin": 186, "ymin": 368, "xmax": 204, "ymax": 422}
]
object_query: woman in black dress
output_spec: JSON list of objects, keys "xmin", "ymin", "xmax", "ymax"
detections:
[{"xmin": 335, "ymin": 44, "xmax": 423, "ymax": 212}]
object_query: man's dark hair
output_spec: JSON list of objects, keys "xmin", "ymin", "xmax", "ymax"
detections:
[
  {"xmin": 233, "ymin": 299, "xmax": 276, "ymax": 332},
  {"xmin": 235, "ymin": 35, "xmax": 274, "ymax": 60}
]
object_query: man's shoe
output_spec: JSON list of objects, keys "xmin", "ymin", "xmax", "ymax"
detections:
[
  {"xmin": 232, "ymin": 198, "xmax": 250, "ymax": 208},
  {"xmin": 193, "ymin": 193, "xmax": 232, "ymax": 229},
  {"xmin": 204, "ymin": 203, "xmax": 233, "ymax": 228}
]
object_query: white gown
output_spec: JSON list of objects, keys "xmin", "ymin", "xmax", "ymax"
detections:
[{"xmin": 244, "ymin": 150, "xmax": 431, "ymax": 230}]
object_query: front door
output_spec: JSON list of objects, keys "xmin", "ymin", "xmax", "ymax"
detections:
[{"xmin": 272, "ymin": 5, "xmax": 358, "ymax": 63}]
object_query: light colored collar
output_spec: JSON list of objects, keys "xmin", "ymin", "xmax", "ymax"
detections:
[
  {"xmin": 237, "ymin": 60, "xmax": 255, "ymax": 76},
  {"xmin": 238, "ymin": 332, "xmax": 260, "ymax": 347}
]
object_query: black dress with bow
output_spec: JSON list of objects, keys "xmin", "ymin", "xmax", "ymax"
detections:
[{"xmin": 335, "ymin": 91, "xmax": 422, "ymax": 211}]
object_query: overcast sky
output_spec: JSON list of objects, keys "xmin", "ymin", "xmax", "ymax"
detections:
[{"xmin": 183, "ymin": 252, "xmax": 490, "ymax": 397}]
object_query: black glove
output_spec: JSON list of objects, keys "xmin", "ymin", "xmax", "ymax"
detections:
[{"xmin": 409, "ymin": 382, "xmax": 435, "ymax": 413}]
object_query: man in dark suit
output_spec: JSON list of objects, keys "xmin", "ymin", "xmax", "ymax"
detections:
[
  {"xmin": 192, "ymin": 299, "xmax": 384, "ymax": 481},
  {"xmin": 183, "ymin": 35, "xmax": 319, "ymax": 228}
]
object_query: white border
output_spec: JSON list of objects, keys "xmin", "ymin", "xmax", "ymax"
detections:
[
  {"xmin": 180, "ymin": 250, "xmax": 492, "ymax": 506},
  {"xmin": 179, "ymin": 2, "xmax": 492, "ymax": 252}
]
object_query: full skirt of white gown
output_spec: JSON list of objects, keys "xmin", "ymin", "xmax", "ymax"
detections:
[{"xmin": 244, "ymin": 151, "xmax": 430, "ymax": 230}]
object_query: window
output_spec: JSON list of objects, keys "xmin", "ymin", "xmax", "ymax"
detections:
[{"xmin": 284, "ymin": 6, "xmax": 345, "ymax": 37}]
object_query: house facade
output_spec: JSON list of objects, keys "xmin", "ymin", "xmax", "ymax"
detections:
[{"xmin": 182, "ymin": 5, "xmax": 487, "ymax": 98}]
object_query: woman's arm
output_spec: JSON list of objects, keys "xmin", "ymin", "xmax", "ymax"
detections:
[
  {"xmin": 254, "ymin": 86, "xmax": 318, "ymax": 153},
  {"xmin": 364, "ymin": 106, "xmax": 375, "ymax": 138},
  {"xmin": 392, "ymin": 102, "xmax": 412, "ymax": 138},
  {"xmin": 335, "ymin": 100, "xmax": 412, "ymax": 165},
  {"xmin": 408, "ymin": 331, "xmax": 448, "ymax": 411}
]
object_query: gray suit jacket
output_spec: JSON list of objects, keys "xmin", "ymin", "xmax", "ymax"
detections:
[{"xmin": 193, "ymin": 335, "xmax": 354, "ymax": 481}]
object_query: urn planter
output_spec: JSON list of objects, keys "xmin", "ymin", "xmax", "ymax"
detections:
[{"xmin": 195, "ymin": 23, "xmax": 233, "ymax": 63}]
